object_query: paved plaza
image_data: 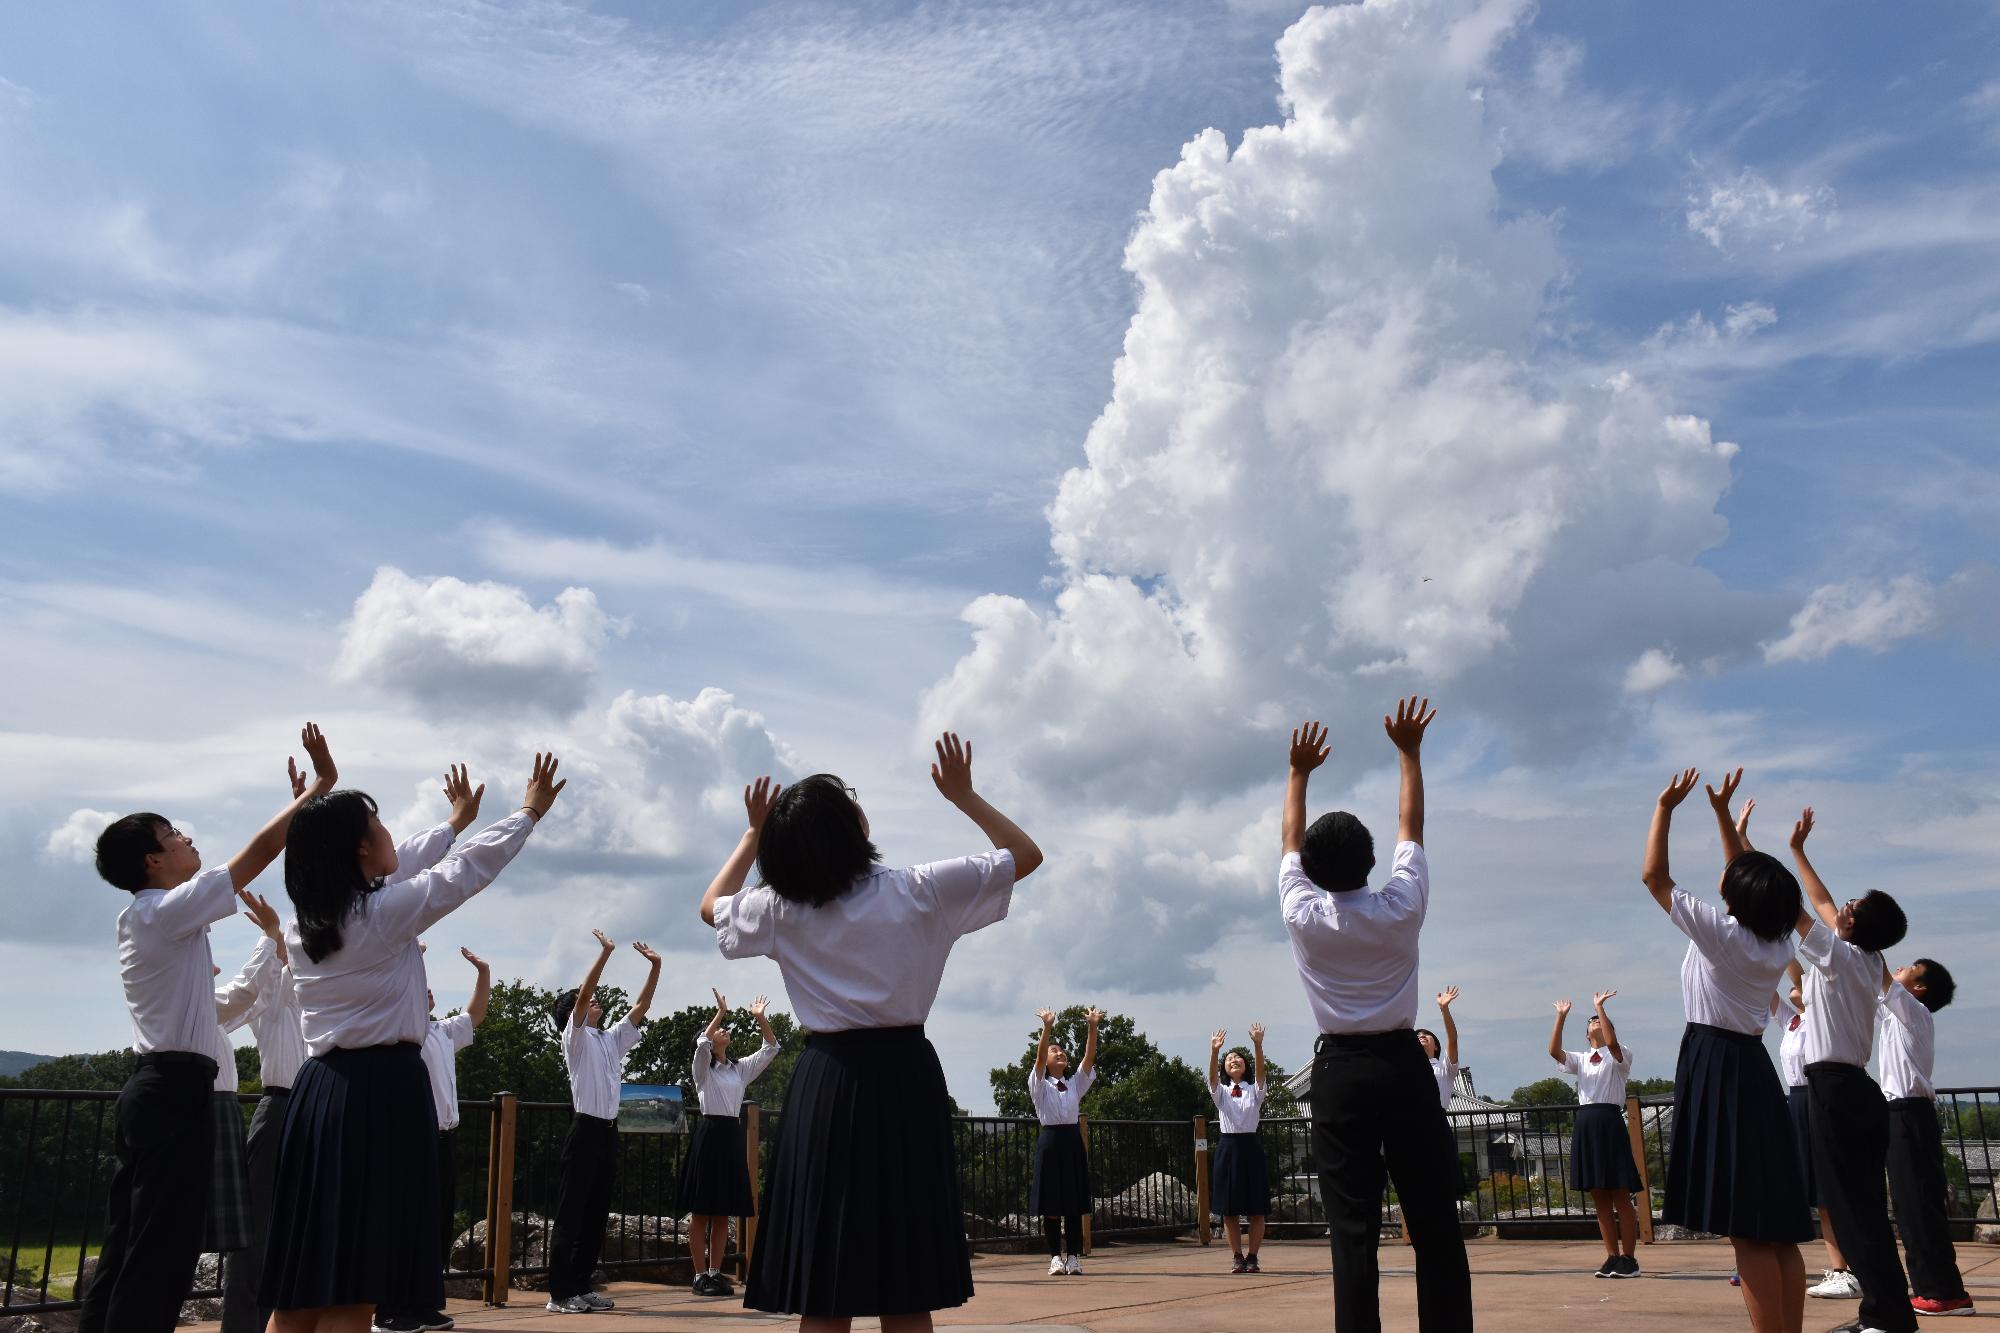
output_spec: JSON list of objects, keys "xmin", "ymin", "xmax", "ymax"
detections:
[{"xmin": 189, "ymin": 1238, "xmax": 1998, "ymax": 1331}]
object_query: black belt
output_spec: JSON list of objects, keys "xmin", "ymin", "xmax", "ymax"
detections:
[
  {"xmin": 263, "ymin": 1085, "xmax": 292, "ymax": 1096},
  {"xmin": 1315, "ymin": 1029, "xmax": 1416, "ymax": 1052},
  {"xmin": 135, "ymin": 1051, "xmax": 220, "ymax": 1073}
]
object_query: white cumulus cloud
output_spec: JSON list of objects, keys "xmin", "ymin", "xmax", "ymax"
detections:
[
  {"xmin": 1622, "ymin": 649, "xmax": 1686, "ymax": 694},
  {"xmin": 1686, "ymin": 167, "xmax": 1836, "ymax": 253},
  {"xmin": 1763, "ymin": 575, "xmax": 1939, "ymax": 664},
  {"xmin": 42, "ymin": 808, "xmax": 123, "ymax": 863}
]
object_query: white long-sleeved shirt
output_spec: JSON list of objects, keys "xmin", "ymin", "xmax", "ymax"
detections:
[
  {"xmin": 208, "ymin": 937, "xmax": 280, "ymax": 1091},
  {"xmin": 691, "ymin": 1035, "xmax": 778, "ymax": 1118},
  {"xmin": 287, "ymin": 811, "xmax": 536, "ymax": 1056},
  {"xmin": 1280, "ymin": 843, "xmax": 1428, "ymax": 1035},
  {"xmin": 422, "ymin": 1014, "xmax": 476, "ymax": 1130}
]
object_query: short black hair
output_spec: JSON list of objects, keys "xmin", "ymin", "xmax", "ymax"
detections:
[
  {"xmin": 1718, "ymin": 850, "xmax": 1802, "ymax": 943},
  {"xmin": 1221, "ymin": 1047, "xmax": 1254, "ymax": 1081},
  {"xmin": 1848, "ymin": 889, "xmax": 1908, "ymax": 954},
  {"xmin": 1299, "ymin": 811, "xmax": 1375, "ymax": 892},
  {"xmin": 1913, "ymin": 958, "xmax": 1955, "ymax": 1012},
  {"xmin": 1415, "ymin": 1028, "xmax": 1440, "ymax": 1058},
  {"xmin": 755, "ymin": 774, "xmax": 882, "ymax": 907},
  {"xmin": 95, "ymin": 813, "xmax": 170, "ymax": 892},
  {"xmin": 551, "ymin": 989, "xmax": 582, "ymax": 1029}
]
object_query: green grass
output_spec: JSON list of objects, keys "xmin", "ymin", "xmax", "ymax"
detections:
[{"xmin": 4, "ymin": 1240, "xmax": 89, "ymax": 1301}]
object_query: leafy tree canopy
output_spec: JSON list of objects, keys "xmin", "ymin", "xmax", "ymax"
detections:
[{"xmin": 988, "ymin": 1006, "xmax": 1298, "ymax": 1121}]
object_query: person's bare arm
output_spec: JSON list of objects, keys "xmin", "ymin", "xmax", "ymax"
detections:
[
  {"xmin": 930, "ymin": 732, "xmax": 1043, "ymax": 878},
  {"xmin": 1250, "ymin": 1022, "xmax": 1267, "ymax": 1089},
  {"xmin": 1208, "ymin": 1027, "xmax": 1225, "ymax": 1086},
  {"xmin": 1033, "ymin": 1008, "xmax": 1054, "ymax": 1080},
  {"xmin": 1080, "ymin": 1007, "xmax": 1103, "ymax": 1077},
  {"xmin": 230, "ymin": 722, "xmax": 337, "ymax": 890},
  {"xmin": 573, "ymin": 929, "xmax": 615, "ymax": 1026},
  {"xmin": 1736, "ymin": 797, "xmax": 1757, "ymax": 853},
  {"xmin": 462, "ymin": 947, "xmax": 492, "ymax": 1028},
  {"xmin": 706, "ymin": 988, "xmax": 730, "ymax": 1045},
  {"xmin": 1549, "ymin": 1000, "xmax": 1570, "ymax": 1063},
  {"xmin": 1642, "ymin": 768, "xmax": 1700, "ymax": 914},
  {"xmin": 627, "ymin": 941, "xmax": 662, "ymax": 1023},
  {"xmin": 750, "ymin": 994, "xmax": 776, "ymax": 1048},
  {"xmin": 1383, "ymin": 697, "xmax": 1437, "ymax": 846},
  {"xmin": 1436, "ymin": 986, "xmax": 1460, "ymax": 1065},
  {"xmin": 1593, "ymin": 989, "xmax": 1622, "ymax": 1063},
  {"xmin": 1789, "ymin": 808, "xmax": 1838, "ymax": 937},
  {"xmin": 1283, "ymin": 722, "xmax": 1331, "ymax": 855},
  {"xmin": 1705, "ymin": 768, "xmax": 1747, "ymax": 862},
  {"xmin": 443, "ymin": 763, "xmax": 486, "ymax": 837},
  {"xmin": 700, "ymin": 778, "xmax": 779, "ymax": 927}
]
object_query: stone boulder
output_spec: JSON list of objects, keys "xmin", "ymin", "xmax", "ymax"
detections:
[{"xmin": 1093, "ymin": 1172, "xmax": 1198, "ymax": 1231}]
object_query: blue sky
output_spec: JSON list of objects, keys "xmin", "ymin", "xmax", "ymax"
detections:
[{"xmin": 2, "ymin": 0, "xmax": 1995, "ymax": 1109}]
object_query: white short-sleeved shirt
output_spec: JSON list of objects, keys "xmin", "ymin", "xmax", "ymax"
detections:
[
  {"xmin": 422, "ymin": 1013, "xmax": 476, "ymax": 1130},
  {"xmin": 1428, "ymin": 1056, "xmax": 1457, "ymax": 1110},
  {"xmin": 713, "ymin": 850, "xmax": 1016, "ymax": 1032},
  {"xmin": 287, "ymin": 812, "xmax": 536, "ymax": 1057},
  {"xmin": 1668, "ymin": 889, "xmax": 1795, "ymax": 1035},
  {"xmin": 1876, "ymin": 981, "xmax": 1934, "ymax": 1101},
  {"xmin": 209, "ymin": 937, "xmax": 280, "ymax": 1092},
  {"xmin": 1279, "ymin": 842, "xmax": 1428, "ymax": 1035},
  {"xmin": 564, "ymin": 1016, "xmax": 643, "ymax": 1120},
  {"xmin": 1209, "ymin": 1078, "xmax": 1264, "ymax": 1134},
  {"xmin": 1560, "ymin": 1044, "xmax": 1633, "ymax": 1106},
  {"xmin": 1797, "ymin": 920, "xmax": 1882, "ymax": 1069},
  {"xmin": 692, "ymin": 1036, "xmax": 779, "ymax": 1118},
  {"xmin": 1777, "ymin": 996, "xmax": 1808, "ymax": 1089},
  {"xmin": 118, "ymin": 864, "xmax": 240, "ymax": 1055},
  {"xmin": 1029, "ymin": 1067, "xmax": 1095, "ymax": 1126}
]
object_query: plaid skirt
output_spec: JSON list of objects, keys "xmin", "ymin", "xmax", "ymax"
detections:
[{"xmin": 204, "ymin": 1092, "xmax": 254, "ymax": 1253}]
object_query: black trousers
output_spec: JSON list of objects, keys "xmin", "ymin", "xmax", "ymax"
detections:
[
  {"xmin": 1807, "ymin": 1062, "xmax": 1917, "ymax": 1333},
  {"xmin": 1886, "ymin": 1097, "xmax": 1967, "ymax": 1301},
  {"xmin": 79, "ymin": 1052, "xmax": 218, "ymax": 1333},
  {"xmin": 1312, "ymin": 1031, "xmax": 1472, "ymax": 1333},
  {"xmin": 220, "ymin": 1087, "xmax": 287, "ymax": 1333},
  {"xmin": 547, "ymin": 1114, "xmax": 618, "ymax": 1300},
  {"xmin": 1042, "ymin": 1215, "xmax": 1083, "ymax": 1256}
]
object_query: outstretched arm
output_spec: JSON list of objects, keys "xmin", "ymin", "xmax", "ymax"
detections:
[
  {"xmin": 1736, "ymin": 797, "xmax": 1757, "ymax": 853},
  {"xmin": 1250, "ymin": 1022, "xmax": 1267, "ymax": 1089},
  {"xmin": 701, "ymin": 778, "xmax": 780, "ymax": 927},
  {"xmin": 1549, "ymin": 1000, "xmax": 1570, "ymax": 1063},
  {"xmin": 572, "ymin": 929, "xmax": 615, "ymax": 1027},
  {"xmin": 1033, "ymin": 1009, "xmax": 1054, "ymax": 1080},
  {"xmin": 1283, "ymin": 722, "xmax": 1331, "ymax": 855},
  {"xmin": 1384, "ymin": 697, "xmax": 1436, "ymax": 847},
  {"xmin": 1080, "ymin": 1007, "xmax": 1103, "ymax": 1077},
  {"xmin": 750, "ymin": 993, "xmax": 776, "ymax": 1048},
  {"xmin": 706, "ymin": 988, "xmax": 730, "ymax": 1045},
  {"xmin": 1705, "ymin": 768, "xmax": 1747, "ymax": 862},
  {"xmin": 627, "ymin": 941, "xmax": 661, "ymax": 1024},
  {"xmin": 1436, "ymin": 986, "xmax": 1460, "ymax": 1065},
  {"xmin": 1789, "ymin": 808, "xmax": 1838, "ymax": 937},
  {"xmin": 1642, "ymin": 768, "xmax": 1700, "ymax": 914},
  {"xmin": 463, "ymin": 948, "xmax": 492, "ymax": 1028},
  {"xmin": 930, "ymin": 733, "xmax": 1043, "ymax": 878},
  {"xmin": 1208, "ymin": 1028, "xmax": 1225, "ymax": 1087},
  {"xmin": 442, "ymin": 763, "xmax": 486, "ymax": 837},
  {"xmin": 1593, "ymin": 990, "xmax": 1622, "ymax": 1063},
  {"xmin": 232, "ymin": 723, "xmax": 338, "ymax": 890}
]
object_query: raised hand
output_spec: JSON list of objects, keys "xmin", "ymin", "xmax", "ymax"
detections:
[
  {"xmin": 1554, "ymin": 999, "xmax": 1572, "ymax": 1017},
  {"xmin": 461, "ymin": 946, "xmax": 489, "ymax": 972},
  {"xmin": 443, "ymin": 763, "xmax": 485, "ymax": 831},
  {"xmin": 1289, "ymin": 721, "xmax": 1331, "ymax": 774},
  {"xmin": 1211, "ymin": 1028, "xmax": 1227, "ymax": 1052},
  {"xmin": 1704, "ymin": 767, "xmax": 1744, "ymax": 816},
  {"xmin": 1658, "ymin": 767, "xmax": 1700, "ymax": 810},
  {"xmin": 750, "ymin": 994, "xmax": 769, "ymax": 1019},
  {"xmin": 1383, "ymin": 696, "xmax": 1437, "ymax": 755},
  {"xmin": 1436, "ymin": 985, "xmax": 1459, "ymax": 1009},
  {"xmin": 1036, "ymin": 1007, "xmax": 1056, "ymax": 1028},
  {"xmin": 1592, "ymin": 989, "xmax": 1617, "ymax": 1009},
  {"xmin": 1736, "ymin": 797, "xmax": 1757, "ymax": 845},
  {"xmin": 632, "ymin": 940, "xmax": 661, "ymax": 965},
  {"xmin": 929, "ymin": 732, "xmax": 975, "ymax": 805},
  {"xmin": 592, "ymin": 928, "xmax": 615, "ymax": 954},
  {"xmin": 744, "ymin": 776, "xmax": 781, "ymax": 831},
  {"xmin": 238, "ymin": 888, "xmax": 281, "ymax": 938},
  {"xmin": 1248, "ymin": 1022, "xmax": 1265, "ymax": 1045},
  {"xmin": 287, "ymin": 756, "xmax": 307, "ymax": 800},
  {"xmin": 1085, "ymin": 1007, "xmax": 1105, "ymax": 1026},
  {"xmin": 712, "ymin": 988, "xmax": 728, "ymax": 1012},
  {"xmin": 522, "ymin": 752, "xmax": 566, "ymax": 820},
  {"xmin": 1791, "ymin": 806, "xmax": 1815, "ymax": 850},
  {"xmin": 300, "ymin": 722, "xmax": 336, "ymax": 795}
]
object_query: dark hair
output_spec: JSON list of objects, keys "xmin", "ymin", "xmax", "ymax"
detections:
[
  {"xmin": 1299, "ymin": 810, "xmax": 1375, "ymax": 891},
  {"xmin": 1913, "ymin": 958, "xmax": 1955, "ymax": 1012},
  {"xmin": 551, "ymin": 989, "xmax": 580, "ymax": 1029},
  {"xmin": 284, "ymin": 791, "xmax": 379, "ymax": 963},
  {"xmin": 1415, "ymin": 1028, "xmax": 1440, "ymax": 1057},
  {"xmin": 1221, "ymin": 1047, "xmax": 1252, "ymax": 1082},
  {"xmin": 1848, "ymin": 889, "xmax": 1908, "ymax": 954},
  {"xmin": 1717, "ymin": 850, "xmax": 1802, "ymax": 943},
  {"xmin": 755, "ymin": 774, "xmax": 881, "ymax": 907},
  {"xmin": 95, "ymin": 813, "xmax": 170, "ymax": 892}
]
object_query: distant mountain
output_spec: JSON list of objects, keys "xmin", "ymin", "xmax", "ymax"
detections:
[{"xmin": 0, "ymin": 1051, "xmax": 55, "ymax": 1078}]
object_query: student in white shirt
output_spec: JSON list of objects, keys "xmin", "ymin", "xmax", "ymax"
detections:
[
  {"xmin": 1548, "ymin": 991, "xmax": 1641, "ymax": 1278},
  {"xmin": 683, "ymin": 990, "xmax": 780, "ymax": 1298},
  {"xmin": 545, "ymin": 930, "xmax": 660, "ymax": 1315},
  {"xmin": 206, "ymin": 899, "xmax": 285, "ymax": 1324},
  {"xmin": 259, "ymin": 752, "xmax": 564, "ymax": 1333},
  {"xmin": 702, "ymin": 732, "xmax": 1042, "ymax": 1332},
  {"xmin": 1786, "ymin": 807, "xmax": 1919, "ymax": 1333},
  {"xmin": 1206, "ymin": 1024, "xmax": 1270, "ymax": 1274},
  {"xmin": 1877, "ymin": 958, "xmax": 1972, "ymax": 1318},
  {"xmin": 80, "ymin": 722, "xmax": 337, "ymax": 1333},
  {"xmin": 1771, "ymin": 963, "xmax": 1856, "ymax": 1299},
  {"xmin": 1643, "ymin": 769, "xmax": 1809, "ymax": 1333},
  {"xmin": 1279, "ymin": 699, "xmax": 1471, "ymax": 1333},
  {"xmin": 1415, "ymin": 986, "xmax": 1468, "ymax": 1200},
  {"xmin": 1029, "ymin": 1005, "xmax": 1101, "ymax": 1277}
]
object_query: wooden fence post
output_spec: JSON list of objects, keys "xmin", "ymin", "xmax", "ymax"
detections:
[
  {"xmin": 1193, "ymin": 1115, "xmax": 1212, "ymax": 1246},
  {"xmin": 1078, "ymin": 1113, "xmax": 1092, "ymax": 1257},
  {"xmin": 739, "ymin": 1103, "xmax": 761, "ymax": 1280},
  {"xmin": 1625, "ymin": 1096, "xmax": 1654, "ymax": 1245},
  {"xmin": 483, "ymin": 1093, "xmax": 518, "ymax": 1306}
]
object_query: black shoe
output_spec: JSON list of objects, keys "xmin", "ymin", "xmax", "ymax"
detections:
[
  {"xmin": 1246, "ymin": 1252, "xmax": 1260, "ymax": 1273},
  {"xmin": 1828, "ymin": 1321, "xmax": 1892, "ymax": 1333},
  {"xmin": 1594, "ymin": 1256, "xmax": 1618, "ymax": 1278},
  {"xmin": 418, "ymin": 1314, "xmax": 456, "ymax": 1331},
  {"xmin": 372, "ymin": 1317, "xmax": 423, "ymax": 1333},
  {"xmin": 707, "ymin": 1272, "xmax": 736, "ymax": 1297},
  {"xmin": 692, "ymin": 1272, "xmax": 716, "ymax": 1295},
  {"xmin": 1611, "ymin": 1254, "xmax": 1640, "ymax": 1278}
]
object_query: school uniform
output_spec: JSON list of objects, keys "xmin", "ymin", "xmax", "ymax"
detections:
[
  {"xmin": 1426, "ymin": 1054, "xmax": 1467, "ymax": 1197},
  {"xmin": 219, "ymin": 957, "xmax": 307, "ymax": 1333},
  {"xmin": 1658, "ymin": 889, "xmax": 1811, "ymax": 1244},
  {"xmin": 680, "ymin": 1035, "xmax": 779, "ymax": 1217},
  {"xmin": 259, "ymin": 810, "xmax": 538, "ymax": 1314},
  {"xmin": 1799, "ymin": 920, "xmax": 1917, "ymax": 1333},
  {"xmin": 1279, "ymin": 841, "xmax": 1471, "ymax": 1333},
  {"xmin": 80, "ymin": 862, "xmax": 237, "ymax": 1333},
  {"xmin": 1876, "ymin": 982, "xmax": 1969, "ymax": 1305},
  {"xmin": 1775, "ymin": 995, "xmax": 1816, "ymax": 1207},
  {"xmin": 205, "ymin": 939, "xmax": 279, "ymax": 1261},
  {"xmin": 1030, "ymin": 1066, "xmax": 1096, "ymax": 1230},
  {"xmin": 714, "ymin": 848, "xmax": 1016, "ymax": 1318},
  {"xmin": 548, "ymin": 1014, "xmax": 643, "ymax": 1302},
  {"xmin": 1208, "ymin": 1077, "xmax": 1271, "ymax": 1218},
  {"xmin": 1559, "ymin": 1043, "xmax": 1640, "ymax": 1192}
]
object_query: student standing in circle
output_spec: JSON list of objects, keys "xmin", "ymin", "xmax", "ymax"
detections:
[
  {"xmin": 683, "ymin": 989, "xmax": 780, "ymax": 1298},
  {"xmin": 1030, "ymin": 1006, "xmax": 1101, "ymax": 1276},
  {"xmin": 1207, "ymin": 1024, "xmax": 1271, "ymax": 1274},
  {"xmin": 1548, "ymin": 991, "xmax": 1642, "ymax": 1278}
]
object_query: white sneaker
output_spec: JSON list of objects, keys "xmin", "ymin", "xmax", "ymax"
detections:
[
  {"xmin": 1809, "ymin": 1269, "xmax": 1862, "ymax": 1298},
  {"xmin": 544, "ymin": 1296, "xmax": 592, "ymax": 1314},
  {"xmin": 1064, "ymin": 1255, "xmax": 1082, "ymax": 1276},
  {"xmin": 580, "ymin": 1292, "xmax": 615, "ymax": 1310},
  {"xmin": 1048, "ymin": 1255, "xmax": 1066, "ymax": 1276}
]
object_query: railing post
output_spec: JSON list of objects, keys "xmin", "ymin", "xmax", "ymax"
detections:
[
  {"xmin": 483, "ymin": 1092, "xmax": 518, "ymax": 1306},
  {"xmin": 1625, "ymin": 1096, "xmax": 1654, "ymax": 1245},
  {"xmin": 739, "ymin": 1103, "xmax": 760, "ymax": 1280},
  {"xmin": 1078, "ymin": 1113, "xmax": 1092, "ymax": 1257},
  {"xmin": 1193, "ymin": 1115, "xmax": 1212, "ymax": 1246}
]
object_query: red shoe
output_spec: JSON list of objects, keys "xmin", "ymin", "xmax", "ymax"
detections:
[{"xmin": 1912, "ymin": 1295, "xmax": 1975, "ymax": 1317}]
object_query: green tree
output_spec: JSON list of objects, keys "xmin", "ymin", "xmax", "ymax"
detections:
[
  {"xmin": 988, "ymin": 1007, "xmax": 1208, "ymax": 1121},
  {"xmin": 451, "ymin": 978, "xmax": 570, "ymax": 1103},
  {"xmin": 1628, "ymin": 1076, "xmax": 1673, "ymax": 1098},
  {"xmin": 1508, "ymin": 1077, "xmax": 1579, "ymax": 1108}
]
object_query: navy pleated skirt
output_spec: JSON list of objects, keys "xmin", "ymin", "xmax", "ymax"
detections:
[
  {"xmin": 679, "ymin": 1113, "xmax": 756, "ymax": 1217},
  {"xmin": 1569, "ymin": 1103, "xmax": 1642, "ymax": 1192},
  {"xmin": 1211, "ymin": 1132, "xmax": 1272, "ymax": 1217},
  {"xmin": 259, "ymin": 1043, "xmax": 443, "ymax": 1311},
  {"xmin": 1661, "ymin": 1023, "xmax": 1812, "ymax": 1243},
  {"xmin": 744, "ymin": 1026, "xmax": 971, "ymax": 1317},
  {"xmin": 1030, "ymin": 1123, "xmax": 1092, "ymax": 1217},
  {"xmin": 1786, "ymin": 1084, "xmax": 1817, "ymax": 1207}
]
